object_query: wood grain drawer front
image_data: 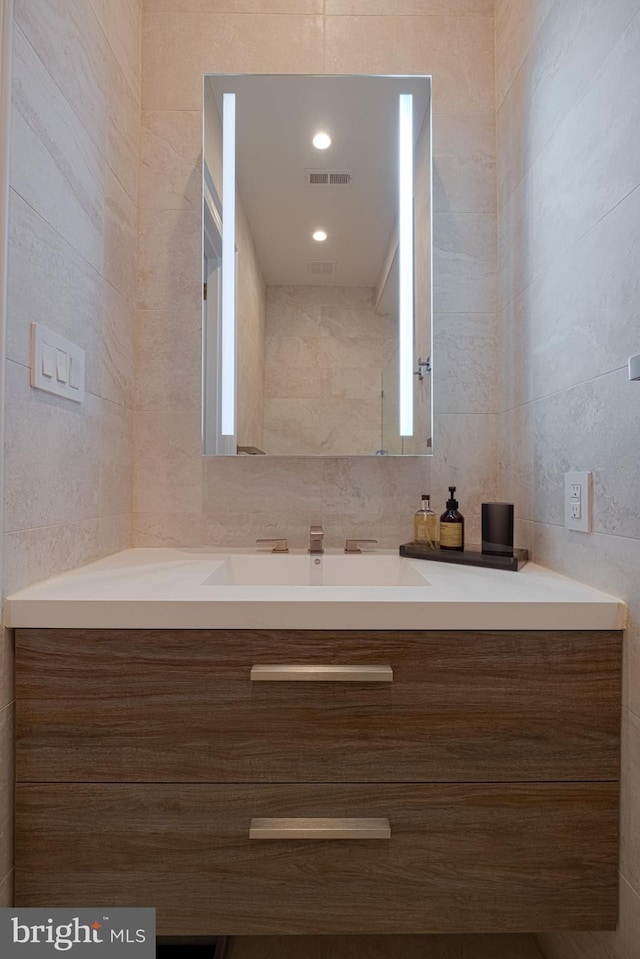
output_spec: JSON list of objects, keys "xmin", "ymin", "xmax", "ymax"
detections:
[
  {"xmin": 16, "ymin": 629, "xmax": 622, "ymax": 783},
  {"xmin": 15, "ymin": 782, "xmax": 619, "ymax": 936}
]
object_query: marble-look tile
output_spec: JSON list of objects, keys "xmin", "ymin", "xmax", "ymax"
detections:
[
  {"xmin": 266, "ymin": 287, "xmax": 322, "ymax": 338},
  {"xmin": 531, "ymin": 181, "xmax": 640, "ymax": 400},
  {"xmin": 497, "ymin": 169, "xmax": 533, "ymax": 312},
  {"xmin": 98, "ymin": 513, "xmax": 132, "ymax": 557},
  {"xmin": 500, "ymin": 289, "xmax": 533, "ymax": 412},
  {"xmin": 432, "ymin": 114, "xmax": 496, "ymax": 215},
  {"xmin": 145, "ymin": 0, "xmax": 323, "ymax": 11},
  {"xmin": 530, "ymin": 10, "xmax": 640, "ymax": 283},
  {"xmin": 430, "ymin": 412, "xmax": 500, "ymax": 519},
  {"xmin": 142, "ymin": 13, "xmax": 324, "ymax": 111},
  {"xmin": 621, "ymin": 708, "xmax": 640, "ymax": 892},
  {"xmin": 325, "ymin": 15, "xmax": 495, "ymax": 116},
  {"xmin": 327, "ymin": 0, "xmax": 494, "ymax": 13},
  {"xmin": 10, "ymin": 24, "xmax": 104, "ymax": 273},
  {"xmin": 105, "ymin": 41, "xmax": 140, "ymax": 204},
  {"xmin": 499, "ymin": 404, "xmax": 533, "ymax": 522},
  {"xmin": 495, "ymin": 0, "xmax": 555, "ymax": 110},
  {"xmin": 0, "ymin": 630, "xmax": 14, "ymax": 714},
  {"xmin": 514, "ymin": 518, "xmax": 534, "ymax": 555},
  {"xmin": 137, "ymin": 209, "xmax": 201, "ymax": 312},
  {"xmin": 433, "ymin": 313, "xmax": 500, "ymax": 414},
  {"xmin": 99, "ymin": 400, "xmax": 133, "ymax": 517},
  {"xmin": 496, "ymin": 59, "xmax": 530, "ymax": 213},
  {"xmin": 133, "ymin": 411, "xmax": 203, "ymax": 514},
  {"xmin": 0, "ymin": 870, "xmax": 13, "ymax": 908},
  {"xmin": 433, "ymin": 213, "xmax": 497, "ymax": 313},
  {"xmin": 104, "ymin": 166, "xmax": 137, "ymax": 300},
  {"xmin": 91, "ymin": 0, "xmax": 141, "ymax": 103},
  {"xmin": 14, "ymin": 0, "xmax": 108, "ymax": 154},
  {"xmin": 0, "ymin": 703, "xmax": 14, "ymax": 885},
  {"xmin": 533, "ymin": 370, "xmax": 640, "ymax": 538},
  {"xmin": 135, "ymin": 310, "xmax": 202, "ymax": 411},
  {"xmin": 6, "ymin": 188, "xmax": 102, "ymax": 395},
  {"xmin": 264, "ymin": 365, "xmax": 328, "ymax": 401},
  {"xmin": 3, "ymin": 523, "xmax": 103, "ymax": 595},
  {"xmin": 4, "ymin": 361, "xmax": 101, "ymax": 533},
  {"xmin": 139, "ymin": 111, "xmax": 202, "ymax": 212},
  {"xmin": 102, "ymin": 281, "xmax": 135, "ymax": 408}
]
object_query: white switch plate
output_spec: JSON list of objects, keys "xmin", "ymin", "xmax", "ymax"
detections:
[
  {"xmin": 565, "ymin": 471, "xmax": 592, "ymax": 532},
  {"xmin": 31, "ymin": 323, "xmax": 85, "ymax": 402}
]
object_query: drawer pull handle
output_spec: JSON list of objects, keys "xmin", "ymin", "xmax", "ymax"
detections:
[
  {"xmin": 250, "ymin": 665, "xmax": 393, "ymax": 682},
  {"xmin": 249, "ymin": 817, "xmax": 391, "ymax": 840}
]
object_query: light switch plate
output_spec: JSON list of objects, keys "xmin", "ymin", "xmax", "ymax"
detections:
[
  {"xmin": 564, "ymin": 471, "xmax": 592, "ymax": 532},
  {"xmin": 31, "ymin": 323, "xmax": 85, "ymax": 402},
  {"xmin": 629, "ymin": 353, "xmax": 640, "ymax": 380}
]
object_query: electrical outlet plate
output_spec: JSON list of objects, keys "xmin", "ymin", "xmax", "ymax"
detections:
[{"xmin": 564, "ymin": 471, "xmax": 592, "ymax": 532}]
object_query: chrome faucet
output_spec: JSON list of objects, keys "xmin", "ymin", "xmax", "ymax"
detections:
[{"xmin": 309, "ymin": 525, "xmax": 324, "ymax": 554}]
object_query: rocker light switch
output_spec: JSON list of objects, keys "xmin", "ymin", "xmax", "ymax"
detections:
[{"xmin": 31, "ymin": 324, "xmax": 85, "ymax": 402}]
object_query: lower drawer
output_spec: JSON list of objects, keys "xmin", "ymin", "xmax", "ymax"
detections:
[{"xmin": 16, "ymin": 782, "xmax": 618, "ymax": 935}]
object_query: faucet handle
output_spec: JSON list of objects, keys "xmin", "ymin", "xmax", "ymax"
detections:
[
  {"xmin": 256, "ymin": 538, "xmax": 289, "ymax": 553},
  {"xmin": 344, "ymin": 539, "xmax": 378, "ymax": 553}
]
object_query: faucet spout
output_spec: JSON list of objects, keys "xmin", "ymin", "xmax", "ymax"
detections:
[{"xmin": 309, "ymin": 525, "xmax": 324, "ymax": 554}]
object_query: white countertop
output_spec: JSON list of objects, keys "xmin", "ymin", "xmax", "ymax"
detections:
[{"xmin": 3, "ymin": 548, "xmax": 627, "ymax": 631}]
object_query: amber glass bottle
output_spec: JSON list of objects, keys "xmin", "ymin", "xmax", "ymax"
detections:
[{"xmin": 439, "ymin": 486, "xmax": 464, "ymax": 551}]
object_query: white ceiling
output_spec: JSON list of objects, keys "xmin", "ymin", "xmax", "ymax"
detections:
[{"xmin": 206, "ymin": 75, "xmax": 431, "ymax": 289}]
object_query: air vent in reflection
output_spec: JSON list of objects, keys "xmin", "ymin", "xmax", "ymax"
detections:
[
  {"xmin": 305, "ymin": 169, "xmax": 352, "ymax": 185},
  {"xmin": 308, "ymin": 260, "xmax": 337, "ymax": 275}
]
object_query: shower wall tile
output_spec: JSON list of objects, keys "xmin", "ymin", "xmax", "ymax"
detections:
[
  {"xmin": 500, "ymin": 291, "xmax": 533, "ymax": 413},
  {"xmin": 326, "ymin": 0, "xmax": 494, "ymax": 14},
  {"xmin": 10, "ymin": 24, "xmax": 105, "ymax": 273},
  {"xmin": 3, "ymin": 521, "xmax": 102, "ymax": 597},
  {"xmin": 102, "ymin": 280, "xmax": 135, "ymax": 408},
  {"xmin": 533, "ymin": 370, "xmax": 640, "ymax": 538},
  {"xmin": 433, "ymin": 312, "xmax": 500, "ymax": 415},
  {"xmin": 494, "ymin": 0, "xmax": 555, "ymax": 110},
  {"xmin": 137, "ymin": 209, "xmax": 202, "ymax": 312},
  {"xmin": 6, "ymin": 189, "xmax": 103, "ymax": 395},
  {"xmin": 4, "ymin": 361, "xmax": 101, "ymax": 533},
  {"xmin": 142, "ymin": 13, "xmax": 324, "ymax": 111},
  {"xmin": 432, "ymin": 114, "xmax": 496, "ymax": 214},
  {"xmin": 433, "ymin": 213, "xmax": 497, "ymax": 313},
  {"xmin": 135, "ymin": 310, "xmax": 202, "ymax": 411},
  {"xmin": 324, "ymin": 15, "xmax": 495, "ymax": 116},
  {"xmin": 104, "ymin": 166, "xmax": 138, "ymax": 300},
  {"xmin": 133, "ymin": 411, "xmax": 203, "ymax": 515},
  {"xmin": 14, "ymin": 0, "xmax": 108, "ymax": 154},
  {"xmin": 530, "ymin": 182, "xmax": 640, "ymax": 400},
  {"xmin": 90, "ymin": 0, "xmax": 141, "ymax": 102},
  {"xmin": 106, "ymin": 41, "xmax": 140, "ymax": 203},
  {"xmin": 139, "ymin": 111, "xmax": 202, "ymax": 212}
]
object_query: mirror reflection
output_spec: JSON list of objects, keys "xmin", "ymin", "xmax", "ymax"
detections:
[{"xmin": 203, "ymin": 74, "xmax": 432, "ymax": 456}]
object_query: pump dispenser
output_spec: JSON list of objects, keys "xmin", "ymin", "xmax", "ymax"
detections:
[
  {"xmin": 413, "ymin": 493, "xmax": 438, "ymax": 548},
  {"xmin": 439, "ymin": 486, "xmax": 464, "ymax": 551}
]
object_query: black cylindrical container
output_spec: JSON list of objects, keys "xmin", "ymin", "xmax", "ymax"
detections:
[{"xmin": 481, "ymin": 502, "xmax": 514, "ymax": 556}]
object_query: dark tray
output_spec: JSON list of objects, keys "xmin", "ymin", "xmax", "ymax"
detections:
[{"xmin": 399, "ymin": 543, "xmax": 529, "ymax": 572}]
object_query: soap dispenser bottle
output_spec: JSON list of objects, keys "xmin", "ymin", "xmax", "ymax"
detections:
[
  {"xmin": 413, "ymin": 493, "xmax": 438, "ymax": 548},
  {"xmin": 439, "ymin": 486, "xmax": 464, "ymax": 551}
]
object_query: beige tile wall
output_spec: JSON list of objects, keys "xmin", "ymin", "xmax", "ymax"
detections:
[
  {"xmin": 136, "ymin": 0, "xmax": 500, "ymax": 551},
  {"xmin": 1, "ymin": 0, "xmax": 142, "ymax": 903},
  {"xmin": 496, "ymin": 1, "xmax": 640, "ymax": 956}
]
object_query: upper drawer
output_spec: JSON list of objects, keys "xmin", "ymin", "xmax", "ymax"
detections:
[{"xmin": 16, "ymin": 628, "xmax": 622, "ymax": 783}]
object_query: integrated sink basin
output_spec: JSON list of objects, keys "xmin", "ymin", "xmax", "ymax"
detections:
[{"xmin": 202, "ymin": 553, "xmax": 432, "ymax": 588}]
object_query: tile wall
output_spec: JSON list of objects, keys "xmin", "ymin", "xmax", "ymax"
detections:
[
  {"xmin": 495, "ymin": 1, "xmax": 640, "ymax": 957},
  {"xmin": 0, "ymin": 0, "xmax": 142, "ymax": 905},
  {"xmin": 135, "ymin": 0, "xmax": 500, "ymax": 550}
]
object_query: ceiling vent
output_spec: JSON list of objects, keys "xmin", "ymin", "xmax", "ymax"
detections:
[
  {"xmin": 305, "ymin": 169, "xmax": 352, "ymax": 185},
  {"xmin": 308, "ymin": 260, "xmax": 337, "ymax": 276}
]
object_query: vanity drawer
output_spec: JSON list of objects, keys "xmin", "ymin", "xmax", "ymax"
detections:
[
  {"xmin": 15, "ymin": 781, "xmax": 618, "ymax": 935},
  {"xmin": 16, "ymin": 628, "xmax": 621, "ymax": 783}
]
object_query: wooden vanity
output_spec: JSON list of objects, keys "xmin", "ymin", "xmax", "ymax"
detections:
[{"xmin": 14, "ymin": 626, "xmax": 622, "ymax": 935}]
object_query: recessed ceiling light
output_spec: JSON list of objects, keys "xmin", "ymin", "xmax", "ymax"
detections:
[
  {"xmin": 312, "ymin": 230, "xmax": 327, "ymax": 242},
  {"xmin": 312, "ymin": 132, "xmax": 331, "ymax": 150}
]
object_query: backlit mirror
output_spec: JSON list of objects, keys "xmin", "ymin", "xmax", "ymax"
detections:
[{"xmin": 203, "ymin": 74, "xmax": 432, "ymax": 456}]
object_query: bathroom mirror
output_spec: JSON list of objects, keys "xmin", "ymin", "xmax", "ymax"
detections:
[{"xmin": 203, "ymin": 74, "xmax": 432, "ymax": 456}]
